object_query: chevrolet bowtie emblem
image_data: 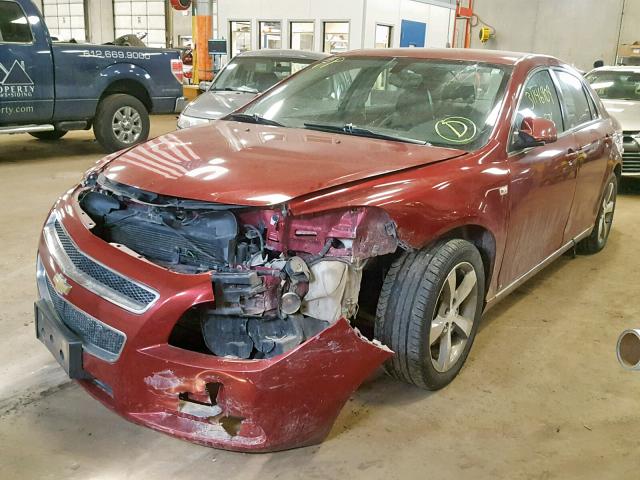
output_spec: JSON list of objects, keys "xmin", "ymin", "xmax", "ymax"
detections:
[{"xmin": 52, "ymin": 273, "xmax": 72, "ymax": 296}]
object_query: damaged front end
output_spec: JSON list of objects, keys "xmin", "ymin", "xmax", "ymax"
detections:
[{"xmin": 37, "ymin": 173, "xmax": 396, "ymax": 451}]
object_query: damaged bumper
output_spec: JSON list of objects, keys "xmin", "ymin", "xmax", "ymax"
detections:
[{"xmin": 36, "ymin": 193, "xmax": 391, "ymax": 452}]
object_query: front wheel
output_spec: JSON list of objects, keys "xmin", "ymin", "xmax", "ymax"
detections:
[
  {"xmin": 375, "ymin": 239, "xmax": 485, "ymax": 390},
  {"xmin": 577, "ymin": 174, "xmax": 617, "ymax": 254},
  {"xmin": 93, "ymin": 93, "xmax": 149, "ymax": 153}
]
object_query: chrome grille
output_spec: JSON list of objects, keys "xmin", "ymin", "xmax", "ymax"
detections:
[
  {"xmin": 623, "ymin": 132, "xmax": 640, "ymax": 174},
  {"xmin": 622, "ymin": 152, "xmax": 640, "ymax": 173},
  {"xmin": 45, "ymin": 275, "xmax": 126, "ymax": 360},
  {"xmin": 51, "ymin": 219, "xmax": 158, "ymax": 311}
]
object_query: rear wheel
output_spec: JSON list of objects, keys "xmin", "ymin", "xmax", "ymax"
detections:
[
  {"xmin": 577, "ymin": 174, "xmax": 617, "ymax": 254},
  {"xmin": 29, "ymin": 129, "xmax": 67, "ymax": 141},
  {"xmin": 93, "ymin": 93, "xmax": 149, "ymax": 153},
  {"xmin": 375, "ymin": 239, "xmax": 485, "ymax": 390}
]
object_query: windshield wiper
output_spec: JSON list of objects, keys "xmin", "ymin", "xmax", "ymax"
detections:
[
  {"xmin": 213, "ymin": 86, "xmax": 259, "ymax": 93},
  {"xmin": 303, "ymin": 122, "xmax": 426, "ymax": 145},
  {"xmin": 225, "ymin": 113, "xmax": 283, "ymax": 127}
]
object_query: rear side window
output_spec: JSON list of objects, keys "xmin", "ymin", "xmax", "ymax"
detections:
[
  {"xmin": 513, "ymin": 69, "xmax": 564, "ymax": 143},
  {"xmin": 0, "ymin": 1, "xmax": 33, "ymax": 43},
  {"xmin": 556, "ymin": 70, "xmax": 593, "ymax": 129}
]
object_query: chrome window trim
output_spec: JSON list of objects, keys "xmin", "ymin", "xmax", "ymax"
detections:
[
  {"xmin": 36, "ymin": 256, "xmax": 126, "ymax": 362},
  {"xmin": 43, "ymin": 212, "xmax": 159, "ymax": 314}
]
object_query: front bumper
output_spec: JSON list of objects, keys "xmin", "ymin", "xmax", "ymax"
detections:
[
  {"xmin": 36, "ymin": 188, "xmax": 391, "ymax": 452},
  {"xmin": 174, "ymin": 96, "xmax": 188, "ymax": 113}
]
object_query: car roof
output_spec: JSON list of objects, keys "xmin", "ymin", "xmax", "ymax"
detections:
[
  {"xmin": 236, "ymin": 49, "xmax": 329, "ymax": 61},
  {"xmin": 588, "ymin": 66, "xmax": 640, "ymax": 73},
  {"xmin": 340, "ymin": 48, "xmax": 556, "ymax": 66}
]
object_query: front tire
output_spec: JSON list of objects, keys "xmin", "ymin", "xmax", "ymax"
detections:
[
  {"xmin": 29, "ymin": 129, "xmax": 67, "ymax": 141},
  {"xmin": 577, "ymin": 174, "xmax": 617, "ymax": 254},
  {"xmin": 375, "ymin": 239, "xmax": 485, "ymax": 390},
  {"xmin": 93, "ymin": 93, "xmax": 149, "ymax": 153}
]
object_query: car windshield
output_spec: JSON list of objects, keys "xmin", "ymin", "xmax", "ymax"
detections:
[
  {"xmin": 211, "ymin": 56, "xmax": 318, "ymax": 93},
  {"xmin": 586, "ymin": 70, "xmax": 640, "ymax": 101},
  {"xmin": 241, "ymin": 56, "xmax": 511, "ymax": 148}
]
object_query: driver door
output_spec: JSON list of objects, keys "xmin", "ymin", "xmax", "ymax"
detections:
[{"xmin": 498, "ymin": 68, "xmax": 579, "ymax": 288}]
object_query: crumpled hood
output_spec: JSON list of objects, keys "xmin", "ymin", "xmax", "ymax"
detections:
[
  {"xmin": 101, "ymin": 121, "xmax": 466, "ymax": 206},
  {"xmin": 602, "ymin": 99, "xmax": 640, "ymax": 131},
  {"xmin": 183, "ymin": 91, "xmax": 257, "ymax": 120}
]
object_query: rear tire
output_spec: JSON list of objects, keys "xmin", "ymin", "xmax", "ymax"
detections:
[
  {"xmin": 29, "ymin": 130, "xmax": 67, "ymax": 141},
  {"xmin": 577, "ymin": 174, "xmax": 617, "ymax": 254},
  {"xmin": 93, "ymin": 93, "xmax": 149, "ymax": 153},
  {"xmin": 375, "ymin": 239, "xmax": 485, "ymax": 390}
]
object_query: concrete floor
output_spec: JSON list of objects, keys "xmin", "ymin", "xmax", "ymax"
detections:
[{"xmin": 1, "ymin": 115, "xmax": 640, "ymax": 479}]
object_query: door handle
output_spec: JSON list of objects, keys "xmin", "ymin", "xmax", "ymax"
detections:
[{"xmin": 566, "ymin": 148, "xmax": 580, "ymax": 165}]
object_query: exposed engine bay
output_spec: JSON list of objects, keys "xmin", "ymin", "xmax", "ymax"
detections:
[{"xmin": 80, "ymin": 175, "xmax": 398, "ymax": 360}]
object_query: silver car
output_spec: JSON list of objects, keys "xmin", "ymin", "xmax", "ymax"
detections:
[
  {"xmin": 177, "ymin": 49, "xmax": 328, "ymax": 129},
  {"xmin": 587, "ymin": 66, "xmax": 640, "ymax": 176}
]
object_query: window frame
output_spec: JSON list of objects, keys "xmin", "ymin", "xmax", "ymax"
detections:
[
  {"xmin": 258, "ymin": 20, "xmax": 282, "ymax": 50},
  {"xmin": 322, "ymin": 20, "xmax": 350, "ymax": 54},
  {"xmin": 508, "ymin": 66, "xmax": 565, "ymax": 154},
  {"xmin": 228, "ymin": 19, "xmax": 252, "ymax": 58},
  {"xmin": 374, "ymin": 23, "xmax": 394, "ymax": 49},
  {"xmin": 550, "ymin": 67, "xmax": 601, "ymax": 133},
  {"xmin": 44, "ymin": 0, "xmax": 88, "ymax": 43},
  {"xmin": 289, "ymin": 20, "xmax": 315, "ymax": 51},
  {"xmin": 0, "ymin": 0, "xmax": 34, "ymax": 45}
]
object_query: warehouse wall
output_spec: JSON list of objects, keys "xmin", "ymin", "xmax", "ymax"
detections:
[
  {"xmin": 363, "ymin": 0, "xmax": 454, "ymax": 48},
  {"xmin": 171, "ymin": 9, "xmax": 193, "ymax": 47},
  {"xmin": 469, "ymin": 0, "xmax": 625, "ymax": 70},
  {"xmin": 86, "ymin": 0, "xmax": 115, "ymax": 44},
  {"xmin": 217, "ymin": 0, "xmax": 366, "ymax": 54},
  {"xmin": 216, "ymin": 0, "xmax": 454, "ymax": 58},
  {"xmin": 619, "ymin": 0, "xmax": 640, "ymax": 46}
]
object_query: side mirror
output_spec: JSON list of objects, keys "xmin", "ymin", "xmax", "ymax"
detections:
[
  {"xmin": 515, "ymin": 117, "xmax": 558, "ymax": 149},
  {"xmin": 199, "ymin": 81, "xmax": 212, "ymax": 92}
]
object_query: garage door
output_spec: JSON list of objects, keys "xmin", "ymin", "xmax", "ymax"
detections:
[
  {"xmin": 42, "ymin": 0, "xmax": 86, "ymax": 42},
  {"xmin": 113, "ymin": 0, "xmax": 166, "ymax": 48}
]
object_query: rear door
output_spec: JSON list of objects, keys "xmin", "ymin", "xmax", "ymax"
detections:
[
  {"xmin": 0, "ymin": 0, "xmax": 54, "ymax": 124},
  {"xmin": 499, "ymin": 68, "xmax": 579, "ymax": 287},
  {"xmin": 553, "ymin": 68, "xmax": 611, "ymax": 241}
]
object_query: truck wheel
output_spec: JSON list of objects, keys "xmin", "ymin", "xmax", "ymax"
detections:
[
  {"xmin": 29, "ymin": 130, "xmax": 67, "ymax": 141},
  {"xmin": 577, "ymin": 174, "xmax": 617, "ymax": 255},
  {"xmin": 94, "ymin": 94, "xmax": 149, "ymax": 153},
  {"xmin": 375, "ymin": 239, "xmax": 485, "ymax": 390}
]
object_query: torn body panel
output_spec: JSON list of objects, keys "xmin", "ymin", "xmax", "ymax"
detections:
[
  {"xmin": 36, "ymin": 186, "xmax": 394, "ymax": 451},
  {"xmin": 81, "ymin": 318, "xmax": 391, "ymax": 452}
]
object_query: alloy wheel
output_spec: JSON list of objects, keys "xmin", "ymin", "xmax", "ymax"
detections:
[
  {"xmin": 430, "ymin": 261, "xmax": 479, "ymax": 373},
  {"xmin": 597, "ymin": 180, "xmax": 616, "ymax": 244},
  {"xmin": 112, "ymin": 106, "xmax": 143, "ymax": 144}
]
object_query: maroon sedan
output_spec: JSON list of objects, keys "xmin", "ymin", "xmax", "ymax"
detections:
[{"xmin": 35, "ymin": 49, "xmax": 621, "ymax": 452}]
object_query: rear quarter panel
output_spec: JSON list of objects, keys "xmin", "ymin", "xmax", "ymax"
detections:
[{"xmin": 51, "ymin": 44, "xmax": 182, "ymax": 120}]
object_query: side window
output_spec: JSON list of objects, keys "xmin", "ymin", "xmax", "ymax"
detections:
[
  {"xmin": 512, "ymin": 70, "xmax": 564, "ymax": 148},
  {"xmin": 0, "ymin": 1, "xmax": 33, "ymax": 43},
  {"xmin": 585, "ymin": 89, "xmax": 600, "ymax": 119},
  {"xmin": 555, "ymin": 70, "xmax": 593, "ymax": 129}
]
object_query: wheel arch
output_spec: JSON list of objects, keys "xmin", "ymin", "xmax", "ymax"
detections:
[
  {"xmin": 100, "ymin": 79, "xmax": 152, "ymax": 112},
  {"xmin": 421, "ymin": 224, "xmax": 497, "ymax": 297},
  {"xmin": 614, "ymin": 162, "xmax": 622, "ymax": 182}
]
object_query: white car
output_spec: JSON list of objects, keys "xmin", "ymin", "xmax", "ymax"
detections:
[{"xmin": 587, "ymin": 66, "xmax": 640, "ymax": 176}]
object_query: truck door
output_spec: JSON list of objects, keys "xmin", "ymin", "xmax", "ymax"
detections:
[{"xmin": 0, "ymin": 0, "xmax": 54, "ymax": 125}]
